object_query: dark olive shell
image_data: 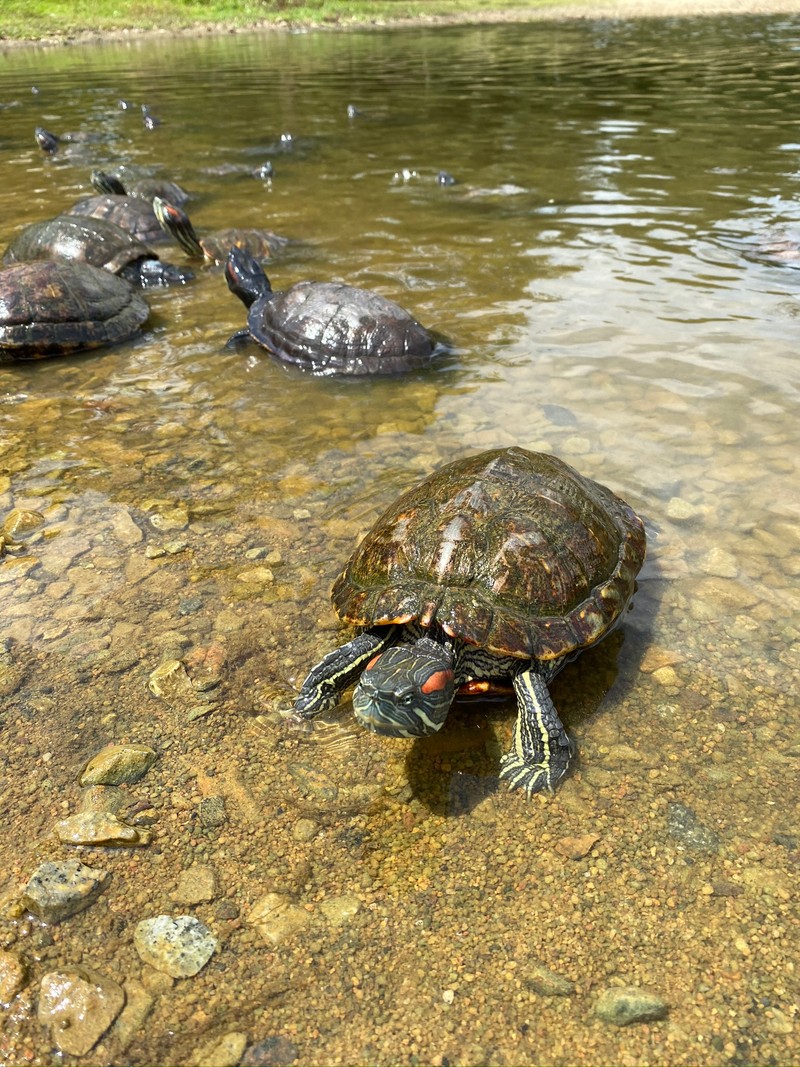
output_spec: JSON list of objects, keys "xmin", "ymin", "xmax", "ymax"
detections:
[
  {"xmin": 0, "ymin": 260, "xmax": 149, "ymax": 360},
  {"xmin": 3, "ymin": 215, "xmax": 154, "ymax": 275},
  {"xmin": 251, "ymin": 281, "xmax": 434, "ymax": 375},
  {"xmin": 332, "ymin": 447, "xmax": 646, "ymax": 662},
  {"xmin": 201, "ymin": 228, "xmax": 288, "ymax": 265},
  {"xmin": 66, "ymin": 195, "xmax": 166, "ymax": 244}
]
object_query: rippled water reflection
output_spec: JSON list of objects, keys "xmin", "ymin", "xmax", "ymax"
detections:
[{"xmin": 1, "ymin": 16, "xmax": 798, "ymax": 1067}]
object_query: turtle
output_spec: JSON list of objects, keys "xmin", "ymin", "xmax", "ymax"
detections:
[
  {"xmin": 3, "ymin": 215, "xmax": 193, "ymax": 289},
  {"xmin": 0, "ymin": 260, "xmax": 149, "ymax": 361},
  {"xmin": 292, "ymin": 447, "xmax": 646, "ymax": 796},
  {"xmin": 90, "ymin": 169, "xmax": 190, "ymax": 205},
  {"xmin": 224, "ymin": 245, "xmax": 438, "ymax": 376},
  {"xmin": 152, "ymin": 198, "xmax": 288, "ymax": 266},
  {"xmin": 66, "ymin": 194, "xmax": 166, "ymax": 245}
]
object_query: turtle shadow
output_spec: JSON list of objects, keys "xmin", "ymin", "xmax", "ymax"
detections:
[{"xmin": 404, "ymin": 626, "xmax": 634, "ymax": 818}]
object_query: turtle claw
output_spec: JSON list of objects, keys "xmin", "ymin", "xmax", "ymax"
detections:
[{"xmin": 498, "ymin": 752, "xmax": 570, "ymax": 797}]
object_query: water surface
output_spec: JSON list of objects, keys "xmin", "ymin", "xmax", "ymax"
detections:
[{"xmin": 0, "ymin": 16, "xmax": 798, "ymax": 1067}]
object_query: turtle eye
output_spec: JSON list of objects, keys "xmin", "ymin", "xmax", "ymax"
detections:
[{"xmin": 398, "ymin": 692, "xmax": 416, "ymax": 707}]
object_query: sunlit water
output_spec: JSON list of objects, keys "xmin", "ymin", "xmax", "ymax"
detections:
[{"xmin": 0, "ymin": 16, "xmax": 798, "ymax": 1067}]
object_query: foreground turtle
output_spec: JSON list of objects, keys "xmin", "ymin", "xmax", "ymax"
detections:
[
  {"xmin": 3, "ymin": 215, "xmax": 193, "ymax": 289},
  {"xmin": 153, "ymin": 197, "xmax": 287, "ymax": 265},
  {"xmin": 91, "ymin": 169, "xmax": 190, "ymax": 205},
  {"xmin": 293, "ymin": 447, "xmax": 646, "ymax": 795},
  {"xmin": 225, "ymin": 245, "xmax": 438, "ymax": 376},
  {"xmin": 66, "ymin": 194, "xmax": 166, "ymax": 245},
  {"xmin": 0, "ymin": 260, "xmax": 149, "ymax": 360}
]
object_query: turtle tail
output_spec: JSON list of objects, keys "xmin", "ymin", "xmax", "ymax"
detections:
[{"xmin": 224, "ymin": 245, "xmax": 273, "ymax": 309}]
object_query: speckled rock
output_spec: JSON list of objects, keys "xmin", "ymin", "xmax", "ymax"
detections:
[
  {"xmin": 133, "ymin": 914, "xmax": 218, "ymax": 978},
  {"xmin": 0, "ymin": 948, "xmax": 27, "ymax": 1006},
  {"xmin": 38, "ymin": 966, "xmax": 125, "ymax": 1055},
  {"xmin": 54, "ymin": 811, "xmax": 153, "ymax": 847},
  {"xmin": 594, "ymin": 985, "xmax": 669, "ymax": 1026},
  {"xmin": 170, "ymin": 864, "xmax": 219, "ymax": 905},
  {"xmin": 667, "ymin": 802, "xmax": 721, "ymax": 852},
  {"xmin": 191, "ymin": 1030, "xmax": 249, "ymax": 1067},
  {"xmin": 249, "ymin": 893, "xmax": 311, "ymax": 947},
  {"xmin": 22, "ymin": 859, "xmax": 110, "ymax": 923},
  {"xmin": 79, "ymin": 743, "xmax": 157, "ymax": 785}
]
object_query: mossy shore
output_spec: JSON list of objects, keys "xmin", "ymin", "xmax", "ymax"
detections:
[{"xmin": 2, "ymin": 0, "xmax": 798, "ymax": 47}]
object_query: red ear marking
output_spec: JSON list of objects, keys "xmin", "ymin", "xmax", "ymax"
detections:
[
  {"xmin": 365, "ymin": 655, "xmax": 382, "ymax": 671},
  {"xmin": 421, "ymin": 669, "xmax": 454, "ymax": 695}
]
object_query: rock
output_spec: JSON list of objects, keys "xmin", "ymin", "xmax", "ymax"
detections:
[
  {"xmin": 241, "ymin": 1036, "xmax": 300, "ymax": 1066},
  {"xmin": 524, "ymin": 961, "xmax": 574, "ymax": 997},
  {"xmin": 665, "ymin": 497, "xmax": 700, "ymax": 523},
  {"xmin": 54, "ymin": 811, "xmax": 153, "ymax": 847},
  {"xmin": 292, "ymin": 818, "xmax": 319, "ymax": 842},
  {"xmin": 198, "ymin": 795, "xmax": 227, "ymax": 828},
  {"xmin": 287, "ymin": 763, "xmax": 338, "ymax": 805},
  {"xmin": 249, "ymin": 893, "xmax": 311, "ymax": 947},
  {"xmin": 133, "ymin": 914, "xmax": 218, "ymax": 978},
  {"xmin": 38, "ymin": 966, "xmax": 125, "ymax": 1055},
  {"xmin": 765, "ymin": 1007, "xmax": 794, "ymax": 1034},
  {"xmin": 666, "ymin": 803, "xmax": 721, "ymax": 852},
  {"xmin": 22, "ymin": 859, "xmax": 110, "ymax": 923},
  {"xmin": 0, "ymin": 948, "xmax": 27, "ymax": 1006},
  {"xmin": 698, "ymin": 547, "xmax": 738, "ymax": 578},
  {"xmin": 651, "ymin": 665, "xmax": 680, "ymax": 687},
  {"xmin": 594, "ymin": 985, "xmax": 669, "ymax": 1026},
  {"xmin": 191, "ymin": 1031, "xmax": 249, "ymax": 1067},
  {"xmin": 148, "ymin": 659, "xmax": 194, "ymax": 703},
  {"xmin": 171, "ymin": 864, "xmax": 219, "ymax": 905},
  {"xmin": 3, "ymin": 508, "xmax": 45, "ymax": 536},
  {"xmin": 554, "ymin": 833, "xmax": 600, "ymax": 860},
  {"xmin": 639, "ymin": 646, "xmax": 685, "ymax": 673},
  {"xmin": 112, "ymin": 978, "xmax": 154, "ymax": 1051},
  {"xmin": 80, "ymin": 785, "xmax": 127, "ymax": 814},
  {"xmin": 319, "ymin": 894, "xmax": 361, "ymax": 926},
  {"xmin": 79, "ymin": 742, "xmax": 158, "ymax": 785}
]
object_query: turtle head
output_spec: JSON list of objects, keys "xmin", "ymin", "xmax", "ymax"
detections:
[
  {"xmin": 35, "ymin": 127, "xmax": 60, "ymax": 154},
  {"xmin": 352, "ymin": 637, "xmax": 455, "ymax": 738},
  {"xmin": 92, "ymin": 170, "xmax": 127, "ymax": 195},
  {"xmin": 224, "ymin": 245, "xmax": 273, "ymax": 308},
  {"xmin": 152, "ymin": 197, "xmax": 205, "ymax": 258}
]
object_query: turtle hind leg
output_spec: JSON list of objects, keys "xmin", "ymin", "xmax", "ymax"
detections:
[
  {"xmin": 293, "ymin": 626, "xmax": 398, "ymax": 719},
  {"xmin": 499, "ymin": 667, "xmax": 574, "ymax": 796}
]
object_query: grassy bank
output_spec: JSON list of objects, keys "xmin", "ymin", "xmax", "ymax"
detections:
[{"xmin": 0, "ymin": 0, "xmax": 580, "ymax": 42}]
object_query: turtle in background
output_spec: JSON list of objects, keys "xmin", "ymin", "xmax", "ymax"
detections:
[
  {"xmin": 224, "ymin": 245, "xmax": 439, "ymax": 377},
  {"xmin": 153, "ymin": 197, "xmax": 288, "ymax": 266},
  {"xmin": 0, "ymin": 260, "xmax": 149, "ymax": 361},
  {"xmin": 91, "ymin": 169, "xmax": 190, "ymax": 206},
  {"xmin": 3, "ymin": 215, "xmax": 193, "ymax": 289},
  {"xmin": 292, "ymin": 447, "xmax": 646, "ymax": 796},
  {"xmin": 66, "ymin": 193, "xmax": 166, "ymax": 245}
]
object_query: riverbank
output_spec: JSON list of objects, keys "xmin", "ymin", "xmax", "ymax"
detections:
[{"xmin": 2, "ymin": 0, "xmax": 799, "ymax": 48}]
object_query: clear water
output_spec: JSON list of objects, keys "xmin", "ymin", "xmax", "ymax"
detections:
[{"xmin": 0, "ymin": 16, "xmax": 798, "ymax": 1067}]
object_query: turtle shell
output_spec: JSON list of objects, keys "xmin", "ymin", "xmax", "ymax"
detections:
[
  {"xmin": 332, "ymin": 447, "xmax": 646, "ymax": 662},
  {"xmin": 0, "ymin": 260, "xmax": 149, "ymax": 360},
  {"xmin": 66, "ymin": 195, "xmax": 166, "ymax": 245},
  {"xmin": 3, "ymin": 215, "xmax": 155, "ymax": 276},
  {"xmin": 201, "ymin": 228, "xmax": 288, "ymax": 265},
  {"xmin": 251, "ymin": 280, "xmax": 435, "ymax": 375}
]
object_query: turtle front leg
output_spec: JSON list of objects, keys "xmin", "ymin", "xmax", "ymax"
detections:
[
  {"xmin": 293, "ymin": 626, "xmax": 398, "ymax": 719},
  {"xmin": 499, "ymin": 667, "xmax": 574, "ymax": 796}
]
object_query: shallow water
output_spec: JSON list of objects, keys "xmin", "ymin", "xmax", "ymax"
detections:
[{"xmin": 0, "ymin": 14, "xmax": 798, "ymax": 1067}]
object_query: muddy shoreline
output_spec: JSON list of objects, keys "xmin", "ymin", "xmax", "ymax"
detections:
[{"xmin": 3, "ymin": 0, "xmax": 799, "ymax": 50}]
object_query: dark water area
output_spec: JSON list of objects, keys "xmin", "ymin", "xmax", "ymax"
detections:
[{"xmin": 0, "ymin": 15, "xmax": 798, "ymax": 1067}]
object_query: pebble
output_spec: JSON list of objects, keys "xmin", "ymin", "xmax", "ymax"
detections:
[
  {"xmin": 112, "ymin": 978, "xmax": 154, "ymax": 1051},
  {"xmin": 170, "ymin": 863, "xmax": 219, "ymax": 905},
  {"xmin": 191, "ymin": 1031, "xmax": 249, "ymax": 1067},
  {"xmin": 698, "ymin": 546, "xmax": 739, "ymax": 578},
  {"xmin": 292, "ymin": 818, "xmax": 319, "ymax": 842},
  {"xmin": 241, "ymin": 1036, "xmax": 300, "ymax": 1066},
  {"xmin": 22, "ymin": 859, "xmax": 110, "ymax": 923},
  {"xmin": 666, "ymin": 802, "xmax": 721, "ymax": 852},
  {"xmin": 38, "ymin": 966, "xmax": 125, "ymax": 1055},
  {"xmin": 665, "ymin": 497, "xmax": 700, "ymax": 522},
  {"xmin": 79, "ymin": 742, "xmax": 158, "ymax": 785},
  {"xmin": 639, "ymin": 646, "xmax": 685, "ymax": 673},
  {"xmin": 554, "ymin": 833, "xmax": 599, "ymax": 860},
  {"xmin": 594, "ymin": 985, "xmax": 669, "ymax": 1026},
  {"xmin": 319, "ymin": 894, "xmax": 361, "ymax": 926},
  {"xmin": 198, "ymin": 795, "xmax": 228, "ymax": 827},
  {"xmin": 0, "ymin": 948, "xmax": 27, "ymax": 1006},
  {"xmin": 134, "ymin": 914, "xmax": 218, "ymax": 978},
  {"xmin": 249, "ymin": 893, "xmax": 312, "ymax": 947},
  {"xmin": 287, "ymin": 762, "xmax": 338, "ymax": 804},
  {"xmin": 524, "ymin": 961, "xmax": 575, "ymax": 997},
  {"xmin": 54, "ymin": 811, "xmax": 153, "ymax": 847},
  {"xmin": 651, "ymin": 665, "xmax": 680, "ymax": 687}
]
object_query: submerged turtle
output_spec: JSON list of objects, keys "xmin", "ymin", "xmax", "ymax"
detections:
[
  {"xmin": 0, "ymin": 260, "xmax": 149, "ymax": 361},
  {"xmin": 66, "ymin": 194, "xmax": 166, "ymax": 245},
  {"xmin": 293, "ymin": 447, "xmax": 646, "ymax": 795},
  {"xmin": 224, "ymin": 245, "xmax": 438, "ymax": 376},
  {"xmin": 153, "ymin": 197, "xmax": 288, "ymax": 265},
  {"xmin": 3, "ymin": 215, "xmax": 193, "ymax": 289},
  {"xmin": 91, "ymin": 169, "xmax": 190, "ymax": 205}
]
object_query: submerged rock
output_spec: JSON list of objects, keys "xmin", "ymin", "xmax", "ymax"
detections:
[
  {"xmin": 54, "ymin": 811, "xmax": 153, "ymax": 847},
  {"xmin": 594, "ymin": 985, "xmax": 669, "ymax": 1026},
  {"xmin": 79, "ymin": 742, "xmax": 157, "ymax": 786},
  {"xmin": 249, "ymin": 893, "xmax": 311, "ymax": 947},
  {"xmin": 134, "ymin": 914, "xmax": 217, "ymax": 978},
  {"xmin": 38, "ymin": 966, "xmax": 125, "ymax": 1055},
  {"xmin": 22, "ymin": 859, "xmax": 110, "ymax": 923},
  {"xmin": 0, "ymin": 948, "xmax": 27, "ymax": 1006}
]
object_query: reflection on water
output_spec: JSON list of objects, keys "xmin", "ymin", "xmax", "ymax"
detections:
[{"xmin": 1, "ymin": 15, "xmax": 798, "ymax": 1067}]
